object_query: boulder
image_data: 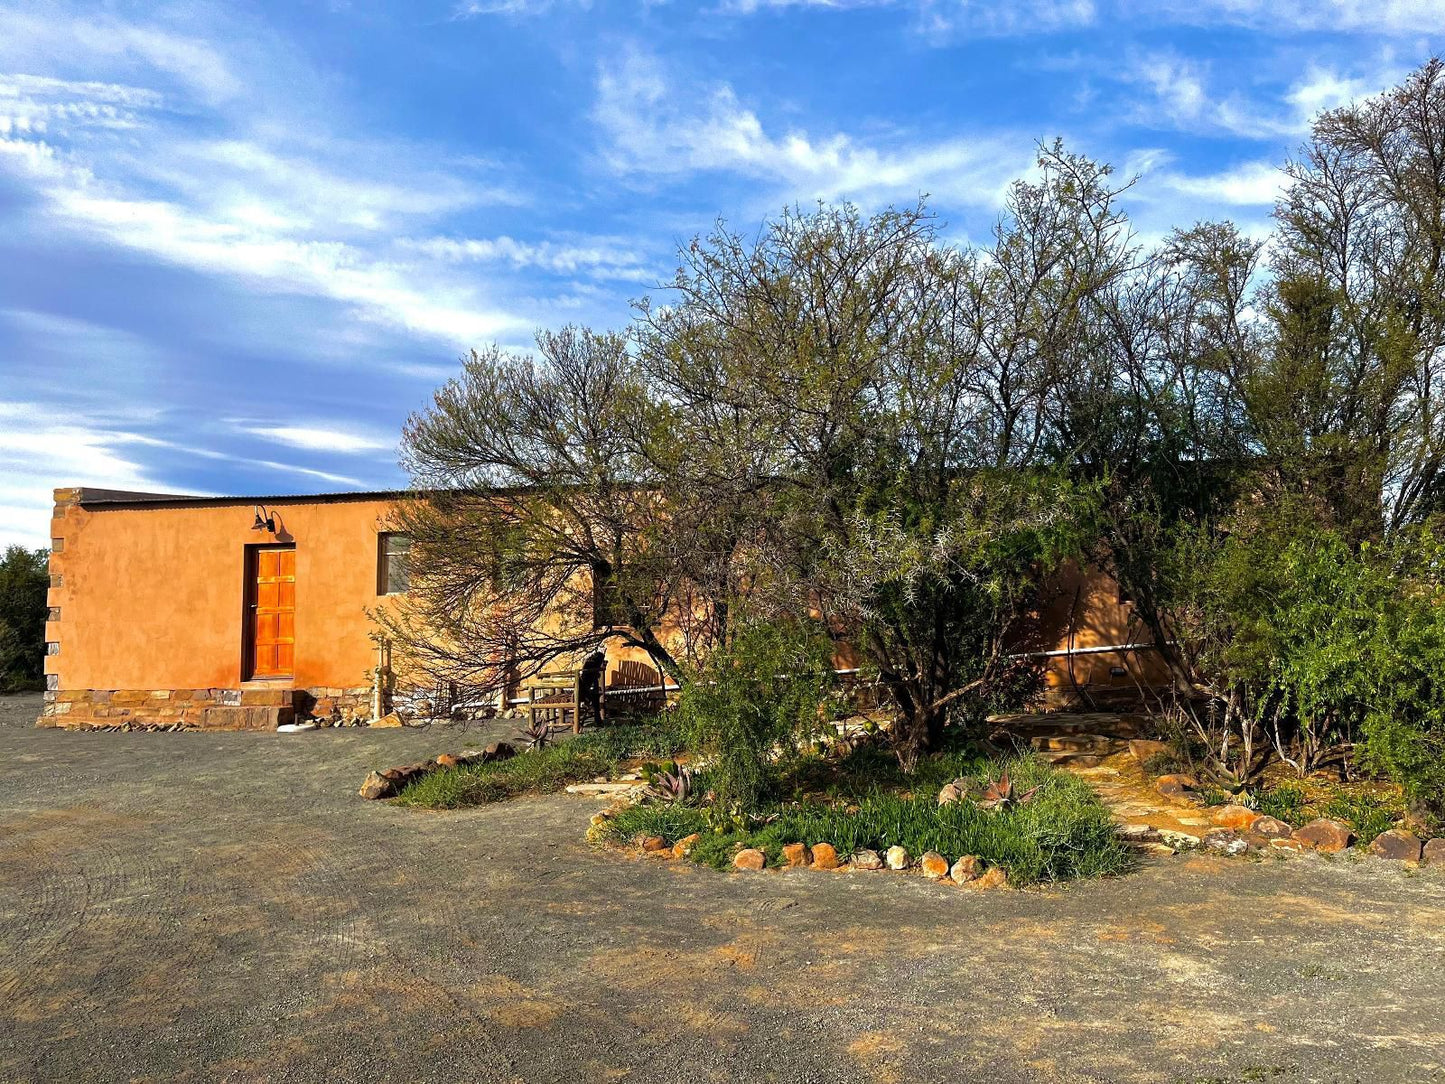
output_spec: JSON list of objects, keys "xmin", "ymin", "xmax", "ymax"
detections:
[
  {"xmin": 1212, "ymin": 805, "xmax": 1263, "ymax": 831},
  {"xmin": 919, "ymin": 851, "xmax": 950, "ymax": 879},
  {"xmin": 885, "ymin": 845, "xmax": 910, "ymax": 870},
  {"xmin": 782, "ymin": 842, "xmax": 812, "ymax": 868},
  {"xmin": 972, "ymin": 867, "xmax": 1009, "ymax": 890},
  {"xmin": 435, "ymin": 753, "xmax": 462, "ymax": 770},
  {"xmin": 937, "ymin": 783, "xmax": 961, "ymax": 806},
  {"xmin": 1368, "ymin": 829, "xmax": 1423, "ymax": 862},
  {"xmin": 483, "ymin": 741, "xmax": 516, "ymax": 762},
  {"xmin": 810, "ymin": 842, "xmax": 839, "ymax": 870},
  {"xmin": 1422, "ymin": 838, "xmax": 1445, "ymax": 865},
  {"xmin": 851, "ymin": 849, "xmax": 884, "ymax": 870},
  {"xmin": 1128, "ymin": 739, "xmax": 1171, "ymax": 766},
  {"xmin": 370, "ymin": 713, "xmax": 405, "ymax": 728},
  {"xmin": 733, "ymin": 848, "xmax": 767, "ymax": 871},
  {"xmin": 672, "ymin": 833, "xmax": 701, "ymax": 858},
  {"xmin": 640, "ymin": 835, "xmax": 669, "ymax": 853},
  {"xmin": 949, "ymin": 855, "xmax": 980, "ymax": 883},
  {"xmin": 357, "ymin": 771, "xmax": 394, "ymax": 800},
  {"xmin": 1202, "ymin": 828, "xmax": 1248, "ymax": 855},
  {"xmin": 1292, "ymin": 818, "xmax": 1353, "ymax": 853},
  {"xmin": 1250, "ymin": 816, "xmax": 1294, "ymax": 840},
  {"xmin": 1155, "ymin": 774, "xmax": 1201, "ymax": 805},
  {"xmin": 1155, "ymin": 773, "xmax": 1200, "ymax": 791}
]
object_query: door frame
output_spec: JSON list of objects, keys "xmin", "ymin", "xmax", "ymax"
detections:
[{"xmin": 242, "ymin": 542, "xmax": 296, "ymax": 682}]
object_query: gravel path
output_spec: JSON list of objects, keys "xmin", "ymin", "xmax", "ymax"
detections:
[{"xmin": 2, "ymin": 693, "xmax": 1443, "ymax": 1083}]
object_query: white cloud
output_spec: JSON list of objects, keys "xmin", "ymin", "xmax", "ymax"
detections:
[
  {"xmin": 1158, "ymin": 159, "xmax": 1285, "ymax": 206},
  {"xmin": 400, "ymin": 234, "xmax": 649, "ymax": 277},
  {"xmin": 593, "ymin": 47, "xmax": 1031, "ymax": 208},
  {"xmin": 234, "ymin": 423, "xmax": 396, "ymax": 455},
  {"xmin": 0, "ymin": 402, "xmax": 196, "ymax": 549},
  {"xmin": 1134, "ymin": 0, "xmax": 1445, "ymax": 35}
]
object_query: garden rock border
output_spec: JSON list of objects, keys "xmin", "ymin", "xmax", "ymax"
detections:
[{"xmin": 357, "ymin": 741, "xmax": 516, "ymax": 800}]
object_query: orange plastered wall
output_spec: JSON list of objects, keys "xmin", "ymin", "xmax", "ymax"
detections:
[{"xmin": 47, "ymin": 496, "xmax": 401, "ymax": 691}]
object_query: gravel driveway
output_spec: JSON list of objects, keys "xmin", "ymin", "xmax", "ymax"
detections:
[{"xmin": 1, "ymin": 692, "xmax": 1443, "ymax": 1083}]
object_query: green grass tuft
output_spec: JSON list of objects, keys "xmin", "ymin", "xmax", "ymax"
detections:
[{"xmin": 393, "ymin": 716, "xmax": 688, "ymax": 809}]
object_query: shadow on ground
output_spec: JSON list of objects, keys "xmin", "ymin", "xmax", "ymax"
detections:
[{"xmin": 2, "ymin": 694, "xmax": 1443, "ymax": 1083}]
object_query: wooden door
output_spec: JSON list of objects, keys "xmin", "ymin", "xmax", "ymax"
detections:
[{"xmin": 247, "ymin": 545, "xmax": 295, "ymax": 679}]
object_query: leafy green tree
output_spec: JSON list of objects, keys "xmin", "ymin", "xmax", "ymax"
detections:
[{"xmin": 0, "ymin": 546, "xmax": 49, "ymax": 693}]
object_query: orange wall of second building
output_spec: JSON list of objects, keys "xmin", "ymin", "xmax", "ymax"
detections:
[{"xmin": 49, "ymin": 496, "xmax": 399, "ymax": 691}]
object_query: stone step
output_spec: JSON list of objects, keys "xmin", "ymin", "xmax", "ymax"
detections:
[
  {"xmin": 1029, "ymin": 734, "xmax": 1125, "ymax": 753},
  {"xmin": 1033, "ymin": 751, "xmax": 1106, "ymax": 768}
]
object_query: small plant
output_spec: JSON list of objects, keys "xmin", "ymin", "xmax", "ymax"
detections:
[
  {"xmin": 973, "ymin": 770, "xmax": 1039, "ymax": 812},
  {"xmin": 1322, "ymin": 792, "xmax": 1399, "ymax": 845},
  {"xmin": 519, "ymin": 717, "xmax": 551, "ymax": 751},
  {"xmin": 646, "ymin": 762, "xmax": 695, "ymax": 804},
  {"xmin": 1252, "ymin": 784, "xmax": 1307, "ymax": 826}
]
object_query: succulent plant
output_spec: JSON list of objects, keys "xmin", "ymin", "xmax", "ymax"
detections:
[
  {"xmin": 519, "ymin": 717, "xmax": 551, "ymax": 751},
  {"xmin": 972, "ymin": 770, "xmax": 1039, "ymax": 812},
  {"xmin": 646, "ymin": 762, "xmax": 694, "ymax": 804}
]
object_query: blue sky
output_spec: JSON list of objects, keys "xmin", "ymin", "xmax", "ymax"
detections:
[{"xmin": 0, "ymin": 0, "xmax": 1438, "ymax": 548}]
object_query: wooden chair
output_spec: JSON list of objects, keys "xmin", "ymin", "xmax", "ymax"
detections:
[{"xmin": 523, "ymin": 669, "xmax": 581, "ymax": 734}]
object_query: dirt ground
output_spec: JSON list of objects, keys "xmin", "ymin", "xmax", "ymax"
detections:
[{"xmin": 2, "ymin": 693, "xmax": 1443, "ymax": 1084}]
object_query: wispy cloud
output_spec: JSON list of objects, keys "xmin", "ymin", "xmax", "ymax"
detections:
[
  {"xmin": 593, "ymin": 46, "xmax": 1031, "ymax": 208},
  {"xmin": 233, "ymin": 423, "xmax": 396, "ymax": 456}
]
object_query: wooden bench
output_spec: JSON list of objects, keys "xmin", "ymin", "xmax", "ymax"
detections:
[{"xmin": 603, "ymin": 659, "xmax": 667, "ymax": 718}]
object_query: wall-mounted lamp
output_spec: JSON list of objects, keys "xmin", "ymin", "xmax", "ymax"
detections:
[{"xmin": 250, "ymin": 505, "xmax": 278, "ymax": 534}]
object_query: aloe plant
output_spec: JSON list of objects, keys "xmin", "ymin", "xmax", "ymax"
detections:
[
  {"xmin": 973, "ymin": 770, "xmax": 1039, "ymax": 812},
  {"xmin": 647, "ymin": 762, "xmax": 695, "ymax": 804},
  {"xmin": 519, "ymin": 717, "xmax": 551, "ymax": 751}
]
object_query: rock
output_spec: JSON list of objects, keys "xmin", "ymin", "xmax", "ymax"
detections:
[
  {"xmin": 1155, "ymin": 774, "xmax": 1202, "ymax": 805},
  {"xmin": 370, "ymin": 713, "xmax": 404, "ymax": 728},
  {"xmin": 589, "ymin": 811, "xmax": 612, "ymax": 828},
  {"xmin": 1159, "ymin": 830, "xmax": 1201, "ymax": 849},
  {"xmin": 851, "ymin": 849, "xmax": 884, "ymax": 870},
  {"xmin": 1128, "ymin": 739, "xmax": 1171, "ymax": 766},
  {"xmin": 1269, "ymin": 837, "xmax": 1305, "ymax": 852},
  {"xmin": 1369, "ymin": 829, "xmax": 1423, "ymax": 862},
  {"xmin": 1250, "ymin": 815, "xmax": 1294, "ymax": 839},
  {"xmin": 809, "ymin": 842, "xmax": 839, "ymax": 870},
  {"xmin": 733, "ymin": 848, "xmax": 766, "ymax": 871},
  {"xmin": 1202, "ymin": 828, "xmax": 1248, "ymax": 855},
  {"xmin": 1136, "ymin": 842, "xmax": 1177, "ymax": 857},
  {"xmin": 885, "ymin": 845, "xmax": 910, "ymax": 870},
  {"xmin": 1212, "ymin": 805, "xmax": 1263, "ymax": 831},
  {"xmin": 972, "ymin": 867, "xmax": 1009, "ymax": 890},
  {"xmin": 1155, "ymin": 773, "xmax": 1199, "ymax": 790},
  {"xmin": 357, "ymin": 771, "xmax": 394, "ymax": 800},
  {"xmin": 436, "ymin": 753, "xmax": 462, "ymax": 769},
  {"xmin": 949, "ymin": 855, "xmax": 980, "ymax": 883},
  {"xmin": 483, "ymin": 741, "xmax": 516, "ymax": 761},
  {"xmin": 640, "ymin": 835, "xmax": 669, "ymax": 852},
  {"xmin": 919, "ymin": 851, "xmax": 950, "ymax": 879},
  {"xmin": 937, "ymin": 783, "xmax": 961, "ymax": 806},
  {"xmin": 1293, "ymin": 818, "xmax": 1354, "ymax": 853},
  {"xmin": 782, "ymin": 842, "xmax": 812, "ymax": 868},
  {"xmin": 672, "ymin": 833, "xmax": 701, "ymax": 859},
  {"xmin": 1116, "ymin": 824, "xmax": 1161, "ymax": 843},
  {"xmin": 1424, "ymin": 838, "xmax": 1445, "ymax": 865}
]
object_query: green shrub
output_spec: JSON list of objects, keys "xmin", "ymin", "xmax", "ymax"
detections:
[
  {"xmin": 0, "ymin": 546, "xmax": 48, "ymax": 693},
  {"xmin": 675, "ymin": 617, "xmax": 835, "ymax": 812},
  {"xmin": 1322, "ymin": 792, "xmax": 1400, "ymax": 846},
  {"xmin": 603, "ymin": 756, "xmax": 1132, "ymax": 886},
  {"xmin": 1252, "ymin": 784, "xmax": 1307, "ymax": 826}
]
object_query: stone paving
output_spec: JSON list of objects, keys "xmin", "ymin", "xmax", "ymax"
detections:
[{"xmin": 4, "ymin": 693, "xmax": 1445, "ymax": 1084}]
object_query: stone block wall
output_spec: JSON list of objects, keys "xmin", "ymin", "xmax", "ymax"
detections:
[{"xmin": 38, "ymin": 686, "xmax": 375, "ymax": 731}]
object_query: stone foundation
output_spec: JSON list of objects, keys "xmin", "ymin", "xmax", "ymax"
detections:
[{"xmin": 38, "ymin": 686, "xmax": 375, "ymax": 731}]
